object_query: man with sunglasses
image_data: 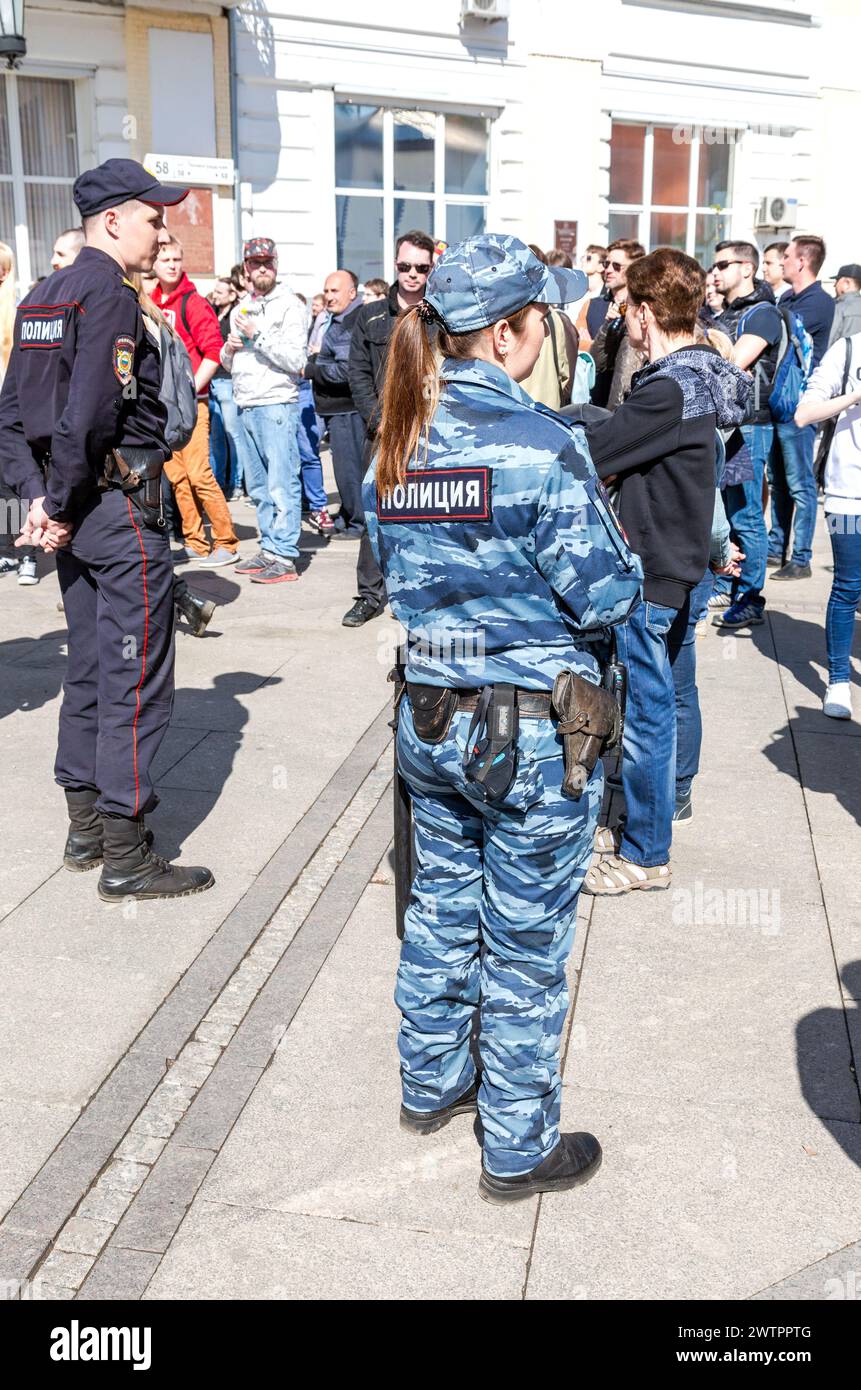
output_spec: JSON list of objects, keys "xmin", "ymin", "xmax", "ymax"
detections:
[
  {"xmin": 344, "ymin": 229, "xmax": 435, "ymax": 627},
  {"xmin": 221, "ymin": 237, "xmax": 308, "ymax": 584},
  {"xmin": 709, "ymin": 240, "xmax": 782, "ymax": 627}
]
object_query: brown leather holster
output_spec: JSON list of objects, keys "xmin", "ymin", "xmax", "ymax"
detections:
[
  {"xmin": 551, "ymin": 669, "xmax": 622, "ymax": 798},
  {"xmin": 103, "ymin": 448, "xmax": 165, "ymax": 530}
]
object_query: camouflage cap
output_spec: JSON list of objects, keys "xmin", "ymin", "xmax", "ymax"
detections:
[{"xmin": 424, "ymin": 234, "xmax": 587, "ymax": 333}]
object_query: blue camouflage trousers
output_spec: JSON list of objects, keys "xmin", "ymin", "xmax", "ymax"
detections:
[{"xmin": 396, "ymin": 697, "xmax": 602, "ymax": 1177}]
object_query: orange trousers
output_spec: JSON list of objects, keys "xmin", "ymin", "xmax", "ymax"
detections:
[{"xmin": 164, "ymin": 403, "xmax": 238, "ymax": 557}]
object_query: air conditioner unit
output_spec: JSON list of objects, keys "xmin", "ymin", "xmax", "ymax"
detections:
[
  {"xmin": 461, "ymin": 0, "xmax": 511, "ymax": 20},
  {"xmin": 755, "ymin": 195, "xmax": 798, "ymax": 229}
]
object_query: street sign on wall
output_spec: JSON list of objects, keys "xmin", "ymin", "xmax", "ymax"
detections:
[
  {"xmin": 144, "ymin": 154, "xmax": 235, "ymax": 187},
  {"xmin": 554, "ymin": 220, "xmax": 578, "ymax": 259}
]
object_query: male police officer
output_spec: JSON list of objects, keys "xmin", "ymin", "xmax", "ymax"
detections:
[{"xmin": 0, "ymin": 158, "xmax": 214, "ymax": 901}]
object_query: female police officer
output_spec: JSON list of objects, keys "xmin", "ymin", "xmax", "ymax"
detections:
[{"xmin": 364, "ymin": 236, "xmax": 643, "ymax": 1203}]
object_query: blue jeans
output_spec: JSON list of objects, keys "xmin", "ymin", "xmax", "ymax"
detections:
[
  {"xmin": 768, "ymin": 421, "xmax": 817, "ymax": 567},
  {"xmin": 673, "ymin": 571, "xmax": 713, "ymax": 805},
  {"xmin": 209, "ymin": 377, "xmax": 252, "ymax": 496},
  {"xmin": 714, "ymin": 423, "xmax": 770, "ymax": 601},
  {"xmin": 297, "ymin": 379, "xmax": 328, "ymax": 513},
  {"xmin": 616, "ymin": 597, "xmax": 689, "ymax": 866},
  {"xmin": 238, "ymin": 401, "xmax": 302, "ymax": 559},
  {"xmin": 825, "ymin": 512, "xmax": 861, "ymax": 683}
]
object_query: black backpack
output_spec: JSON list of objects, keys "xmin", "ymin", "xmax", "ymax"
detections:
[{"xmin": 158, "ymin": 291, "xmax": 197, "ymax": 452}]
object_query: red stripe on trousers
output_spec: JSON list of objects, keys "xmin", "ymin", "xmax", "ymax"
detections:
[{"xmin": 125, "ymin": 496, "xmax": 150, "ymax": 817}]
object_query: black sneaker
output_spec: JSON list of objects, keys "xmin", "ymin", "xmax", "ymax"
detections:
[
  {"xmin": 479, "ymin": 1131, "xmax": 602, "ymax": 1204},
  {"xmin": 766, "ymin": 555, "xmax": 783, "ymax": 569},
  {"xmin": 342, "ymin": 598, "xmax": 383, "ymax": 627},
  {"xmin": 673, "ymin": 797, "xmax": 693, "ymax": 823},
  {"xmin": 400, "ymin": 1080, "xmax": 479, "ymax": 1135},
  {"xmin": 771, "ymin": 561, "xmax": 812, "ymax": 580}
]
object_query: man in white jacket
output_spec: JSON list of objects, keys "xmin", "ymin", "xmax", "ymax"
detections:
[{"xmin": 220, "ymin": 237, "xmax": 307, "ymax": 584}]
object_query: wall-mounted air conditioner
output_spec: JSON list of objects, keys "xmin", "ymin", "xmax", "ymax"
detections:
[
  {"xmin": 461, "ymin": 0, "xmax": 511, "ymax": 20},
  {"xmin": 755, "ymin": 195, "xmax": 798, "ymax": 229}
]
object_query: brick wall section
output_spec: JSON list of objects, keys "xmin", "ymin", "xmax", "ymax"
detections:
[{"xmin": 124, "ymin": 6, "xmax": 231, "ymax": 162}]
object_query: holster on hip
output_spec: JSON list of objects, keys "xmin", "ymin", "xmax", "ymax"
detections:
[
  {"xmin": 106, "ymin": 448, "xmax": 165, "ymax": 530},
  {"xmin": 551, "ymin": 669, "xmax": 622, "ymax": 799},
  {"xmin": 406, "ymin": 682, "xmax": 458, "ymax": 744}
]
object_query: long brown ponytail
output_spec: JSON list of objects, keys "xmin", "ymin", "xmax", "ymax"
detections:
[{"xmin": 375, "ymin": 302, "xmax": 533, "ymax": 497}]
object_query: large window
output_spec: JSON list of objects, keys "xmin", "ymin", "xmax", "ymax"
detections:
[
  {"xmin": 608, "ymin": 121, "xmax": 733, "ymax": 264},
  {"xmin": 0, "ymin": 75, "xmax": 79, "ymax": 286},
  {"xmin": 334, "ymin": 103, "xmax": 490, "ymax": 282}
]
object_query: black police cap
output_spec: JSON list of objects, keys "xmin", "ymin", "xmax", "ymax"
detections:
[{"xmin": 73, "ymin": 158, "xmax": 190, "ymax": 219}]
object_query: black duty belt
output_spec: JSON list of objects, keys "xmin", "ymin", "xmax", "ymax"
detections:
[{"xmin": 406, "ymin": 682, "xmax": 552, "ymax": 719}]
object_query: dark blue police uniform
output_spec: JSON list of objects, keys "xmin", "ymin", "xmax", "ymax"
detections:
[
  {"xmin": 0, "ymin": 247, "xmax": 174, "ymax": 816},
  {"xmin": 0, "ymin": 157, "xmax": 213, "ymax": 901}
]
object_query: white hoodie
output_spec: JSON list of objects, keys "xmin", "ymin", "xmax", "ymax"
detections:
[
  {"xmin": 220, "ymin": 280, "xmax": 307, "ymax": 408},
  {"xmin": 801, "ymin": 331, "xmax": 861, "ymax": 513}
]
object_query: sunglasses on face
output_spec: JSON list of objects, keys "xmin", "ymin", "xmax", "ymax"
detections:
[
  {"xmin": 713, "ymin": 259, "xmax": 744, "ymax": 272},
  {"xmin": 606, "ymin": 260, "xmax": 626, "ymax": 272},
  {"xmin": 396, "ymin": 261, "xmax": 432, "ymax": 274}
]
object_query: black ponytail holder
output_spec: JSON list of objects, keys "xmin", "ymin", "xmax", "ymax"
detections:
[{"xmin": 417, "ymin": 300, "xmax": 439, "ymax": 325}]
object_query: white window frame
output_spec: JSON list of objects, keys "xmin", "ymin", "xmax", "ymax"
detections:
[
  {"xmin": 333, "ymin": 101, "xmax": 492, "ymax": 281},
  {"xmin": 608, "ymin": 121, "xmax": 734, "ymax": 257},
  {"xmin": 1, "ymin": 70, "xmax": 83, "ymax": 288}
]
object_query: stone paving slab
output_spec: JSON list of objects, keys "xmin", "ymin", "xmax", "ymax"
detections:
[
  {"xmin": 178, "ymin": 884, "xmax": 536, "ymax": 1252},
  {"xmin": 143, "ymin": 1199, "xmax": 528, "ymax": 1302},
  {"xmin": 526, "ymin": 1085, "xmax": 861, "ymax": 1302}
]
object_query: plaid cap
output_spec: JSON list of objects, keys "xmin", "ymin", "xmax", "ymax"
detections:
[
  {"xmin": 424, "ymin": 234, "xmax": 588, "ymax": 333},
  {"xmin": 243, "ymin": 237, "xmax": 277, "ymax": 261}
]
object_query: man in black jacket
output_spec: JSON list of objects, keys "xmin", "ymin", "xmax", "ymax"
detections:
[
  {"xmin": 580, "ymin": 249, "xmax": 750, "ymax": 897},
  {"xmin": 344, "ymin": 229, "xmax": 435, "ymax": 627},
  {"xmin": 710, "ymin": 240, "xmax": 782, "ymax": 627},
  {"xmin": 304, "ymin": 270, "xmax": 365, "ymax": 538}
]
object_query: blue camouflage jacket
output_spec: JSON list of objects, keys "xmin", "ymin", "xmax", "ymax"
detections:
[{"xmin": 363, "ymin": 357, "xmax": 643, "ymax": 689}]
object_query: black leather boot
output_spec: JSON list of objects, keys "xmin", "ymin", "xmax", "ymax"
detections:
[
  {"xmin": 98, "ymin": 815, "xmax": 215, "ymax": 902},
  {"xmin": 174, "ymin": 584, "xmax": 216, "ymax": 637},
  {"xmin": 478, "ymin": 1131, "xmax": 603, "ymax": 1204},
  {"xmin": 63, "ymin": 788, "xmax": 104, "ymax": 872},
  {"xmin": 400, "ymin": 1080, "xmax": 479, "ymax": 1135}
]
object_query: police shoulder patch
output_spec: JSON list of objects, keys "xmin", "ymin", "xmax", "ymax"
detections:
[
  {"xmin": 113, "ymin": 334, "xmax": 135, "ymax": 386},
  {"xmin": 378, "ymin": 467, "xmax": 491, "ymax": 524}
]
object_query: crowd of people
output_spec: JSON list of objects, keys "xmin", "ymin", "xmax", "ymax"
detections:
[
  {"xmin": 1, "ymin": 220, "xmax": 859, "ymax": 733},
  {"xmin": 1, "ymin": 145, "xmax": 860, "ymax": 1200}
]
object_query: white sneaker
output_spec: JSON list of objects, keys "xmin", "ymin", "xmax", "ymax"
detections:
[
  {"xmin": 823, "ymin": 682, "xmax": 853, "ymax": 720},
  {"xmin": 0, "ymin": 556, "xmax": 18, "ymax": 576},
  {"xmin": 17, "ymin": 556, "xmax": 38, "ymax": 586}
]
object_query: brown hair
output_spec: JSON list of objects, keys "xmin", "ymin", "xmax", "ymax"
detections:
[
  {"xmin": 527, "ymin": 243, "xmax": 547, "ymax": 264},
  {"xmin": 790, "ymin": 235, "xmax": 826, "ymax": 277},
  {"xmin": 608, "ymin": 238, "xmax": 646, "ymax": 261},
  {"xmin": 376, "ymin": 303, "xmax": 532, "ymax": 496},
  {"xmin": 586, "ymin": 243, "xmax": 607, "ymax": 258},
  {"xmin": 364, "ymin": 277, "xmax": 388, "ymax": 297},
  {"xmin": 625, "ymin": 247, "xmax": 706, "ymax": 335},
  {"xmin": 546, "ymin": 249, "xmax": 573, "ymax": 268},
  {"xmin": 395, "ymin": 229, "xmax": 434, "ymax": 258}
]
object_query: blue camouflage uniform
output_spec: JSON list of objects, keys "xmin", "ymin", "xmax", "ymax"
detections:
[{"xmin": 364, "ymin": 234, "xmax": 643, "ymax": 1178}]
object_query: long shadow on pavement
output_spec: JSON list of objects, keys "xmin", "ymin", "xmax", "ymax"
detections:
[{"xmin": 797, "ymin": 961, "xmax": 861, "ymax": 1171}]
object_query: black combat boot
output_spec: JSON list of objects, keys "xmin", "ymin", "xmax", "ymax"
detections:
[
  {"xmin": 478, "ymin": 1131, "xmax": 603, "ymax": 1204},
  {"xmin": 63, "ymin": 788, "xmax": 104, "ymax": 871},
  {"xmin": 98, "ymin": 815, "xmax": 215, "ymax": 902},
  {"xmin": 400, "ymin": 1079, "xmax": 479, "ymax": 1135},
  {"xmin": 174, "ymin": 584, "xmax": 216, "ymax": 637}
]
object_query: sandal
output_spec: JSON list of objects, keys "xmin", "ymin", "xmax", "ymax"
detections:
[
  {"xmin": 593, "ymin": 824, "xmax": 622, "ymax": 855},
  {"xmin": 582, "ymin": 854, "xmax": 672, "ymax": 896}
]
